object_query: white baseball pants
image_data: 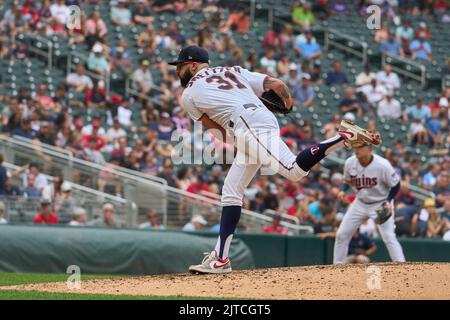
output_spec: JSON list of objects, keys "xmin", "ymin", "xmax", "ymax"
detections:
[
  {"xmin": 221, "ymin": 107, "xmax": 308, "ymax": 207},
  {"xmin": 333, "ymin": 199, "xmax": 406, "ymax": 264}
]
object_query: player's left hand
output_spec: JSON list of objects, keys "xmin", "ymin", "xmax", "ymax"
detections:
[{"xmin": 375, "ymin": 200, "xmax": 394, "ymax": 225}]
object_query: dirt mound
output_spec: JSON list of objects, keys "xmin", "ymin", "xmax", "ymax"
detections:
[{"xmin": 5, "ymin": 263, "xmax": 450, "ymax": 299}]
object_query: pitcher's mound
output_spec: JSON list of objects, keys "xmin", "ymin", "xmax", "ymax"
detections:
[{"xmin": 6, "ymin": 262, "xmax": 450, "ymax": 299}]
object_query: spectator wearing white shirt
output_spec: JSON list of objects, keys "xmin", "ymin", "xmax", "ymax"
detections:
[
  {"xmin": 117, "ymin": 100, "xmax": 133, "ymax": 128},
  {"xmin": 155, "ymin": 28, "xmax": 174, "ymax": 49},
  {"xmin": 378, "ymin": 93, "xmax": 402, "ymax": 119},
  {"xmin": 260, "ymin": 48, "xmax": 277, "ymax": 76},
  {"xmin": 355, "ymin": 65, "xmax": 376, "ymax": 87},
  {"xmin": 106, "ymin": 117, "xmax": 126, "ymax": 151},
  {"xmin": 69, "ymin": 207, "xmax": 87, "ymax": 226},
  {"xmin": 376, "ymin": 64, "xmax": 400, "ymax": 92},
  {"xmin": 66, "ymin": 65, "xmax": 93, "ymax": 93},
  {"xmin": 131, "ymin": 59, "xmax": 154, "ymax": 95},
  {"xmin": 81, "ymin": 116, "xmax": 106, "ymax": 136},
  {"xmin": 139, "ymin": 209, "xmax": 166, "ymax": 230},
  {"xmin": 19, "ymin": 163, "xmax": 49, "ymax": 192},
  {"xmin": 111, "ymin": 0, "xmax": 132, "ymax": 26},
  {"xmin": 358, "ymin": 79, "xmax": 388, "ymax": 106},
  {"xmin": 50, "ymin": 0, "xmax": 70, "ymax": 25}
]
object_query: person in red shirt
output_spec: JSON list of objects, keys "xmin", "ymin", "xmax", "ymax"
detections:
[
  {"xmin": 187, "ymin": 175, "xmax": 209, "ymax": 195},
  {"xmin": 262, "ymin": 215, "xmax": 289, "ymax": 235},
  {"xmin": 33, "ymin": 198, "xmax": 58, "ymax": 225}
]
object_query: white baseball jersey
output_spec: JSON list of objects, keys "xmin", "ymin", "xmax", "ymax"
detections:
[
  {"xmin": 344, "ymin": 154, "xmax": 400, "ymax": 204},
  {"xmin": 180, "ymin": 66, "xmax": 267, "ymax": 128}
]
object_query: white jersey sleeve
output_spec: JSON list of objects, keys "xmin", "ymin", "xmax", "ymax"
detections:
[
  {"xmin": 382, "ymin": 159, "xmax": 400, "ymax": 188},
  {"xmin": 181, "ymin": 91, "xmax": 203, "ymax": 121},
  {"xmin": 239, "ymin": 68, "xmax": 267, "ymax": 97}
]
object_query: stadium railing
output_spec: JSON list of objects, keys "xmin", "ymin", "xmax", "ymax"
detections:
[
  {"xmin": 324, "ymin": 29, "xmax": 369, "ymax": 65},
  {"xmin": 15, "ymin": 33, "xmax": 53, "ymax": 68},
  {"xmin": 382, "ymin": 52, "xmax": 427, "ymax": 89},
  {"xmin": 2, "ymin": 162, "xmax": 137, "ymax": 227},
  {"xmin": 0, "ymin": 136, "xmax": 307, "ymax": 233}
]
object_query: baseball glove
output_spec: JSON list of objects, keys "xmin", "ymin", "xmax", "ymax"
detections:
[
  {"xmin": 259, "ymin": 90, "xmax": 292, "ymax": 114},
  {"xmin": 375, "ymin": 200, "xmax": 394, "ymax": 224}
]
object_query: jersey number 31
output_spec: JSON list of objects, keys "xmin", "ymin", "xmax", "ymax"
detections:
[{"xmin": 206, "ymin": 71, "xmax": 247, "ymax": 90}]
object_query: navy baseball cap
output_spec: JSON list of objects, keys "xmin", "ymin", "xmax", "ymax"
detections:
[{"xmin": 168, "ymin": 46, "xmax": 210, "ymax": 66}]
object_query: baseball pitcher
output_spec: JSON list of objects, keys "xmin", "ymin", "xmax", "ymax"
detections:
[
  {"xmin": 333, "ymin": 143, "xmax": 406, "ymax": 264},
  {"xmin": 168, "ymin": 46, "xmax": 381, "ymax": 274}
]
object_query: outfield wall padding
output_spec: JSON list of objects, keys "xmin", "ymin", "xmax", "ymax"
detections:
[
  {"xmin": 0, "ymin": 225, "xmax": 254, "ymax": 274},
  {"xmin": 0, "ymin": 225, "xmax": 449, "ymax": 274}
]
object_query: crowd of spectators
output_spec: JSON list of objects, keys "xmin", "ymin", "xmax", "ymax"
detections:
[{"xmin": 0, "ymin": 1, "xmax": 448, "ymax": 241}]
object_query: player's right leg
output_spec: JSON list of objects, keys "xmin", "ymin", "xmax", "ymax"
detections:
[{"xmin": 333, "ymin": 202, "xmax": 367, "ymax": 264}]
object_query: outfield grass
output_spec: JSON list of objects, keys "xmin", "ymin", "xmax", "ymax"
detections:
[{"xmin": 0, "ymin": 272, "xmax": 223, "ymax": 300}]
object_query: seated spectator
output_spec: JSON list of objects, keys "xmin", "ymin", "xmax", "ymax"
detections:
[
  {"xmin": 309, "ymin": 197, "xmax": 331, "ymax": 222},
  {"xmin": 263, "ymin": 25, "xmax": 286, "ymax": 50},
  {"xmin": 172, "ymin": 106, "xmax": 190, "ymax": 131},
  {"xmin": 415, "ymin": 22, "xmax": 431, "ymax": 40},
  {"xmin": 131, "ymin": 59, "xmax": 154, "ymax": 95},
  {"xmin": 395, "ymin": 19, "xmax": 414, "ymax": 42},
  {"xmin": 137, "ymin": 25, "xmax": 157, "ymax": 48},
  {"xmin": 375, "ymin": 21, "xmax": 390, "ymax": 44},
  {"xmin": 33, "ymin": 198, "xmax": 58, "ymax": 224},
  {"xmin": 152, "ymin": 0, "xmax": 176, "ymax": 13},
  {"xmin": 88, "ymin": 203, "xmax": 121, "ymax": 228},
  {"xmin": 225, "ymin": 7, "xmax": 250, "ymax": 33},
  {"xmin": 309, "ymin": 63, "xmax": 322, "ymax": 84},
  {"xmin": 35, "ymin": 122, "xmax": 55, "ymax": 146},
  {"xmin": 395, "ymin": 204, "xmax": 419, "ymax": 237},
  {"xmin": 396, "ymin": 180, "xmax": 416, "ymax": 206},
  {"xmin": 167, "ymin": 22, "xmax": 186, "ymax": 47},
  {"xmin": 84, "ymin": 137, "xmax": 106, "ymax": 164},
  {"xmin": 296, "ymin": 31, "xmax": 321, "ymax": 61},
  {"xmin": 276, "ymin": 53, "xmax": 290, "ymax": 77},
  {"xmin": 330, "ymin": 0, "xmax": 347, "ymax": 15},
  {"xmin": 85, "ymin": 81, "xmax": 107, "ymax": 109},
  {"xmin": 346, "ymin": 229, "xmax": 377, "ymax": 263},
  {"xmin": 54, "ymin": 182, "xmax": 76, "ymax": 223},
  {"xmin": 183, "ymin": 214, "xmax": 207, "ymax": 231},
  {"xmin": 111, "ymin": 0, "xmax": 132, "ymax": 26},
  {"xmin": 157, "ymin": 159, "xmax": 177, "ymax": 187},
  {"xmin": 0, "ymin": 201, "xmax": 6, "ymax": 224},
  {"xmin": 292, "ymin": 2, "xmax": 316, "ymax": 30},
  {"xmin": 355, "ymin": 65, "xmax": 376, "ymax": 87},
  {"xmin": 85, "ymin": 10, "xmax": 108, "ymax": 49},
  {"xmin": 313, "ymin": 207, "xmax": 336, "ymax": 239},
  {"xmin": 376, "ymin": 64, "xmax": 400, "ymax": 91},
  {"xmin": 282, "ymin": 63, "xmax": 301, "ymax": 93},
  {"xmin": 358, "ymin": 79, "xmax": 388, "ymax": 106},
  {"xmin": 403, "ymin": 98, "xmax": 431, "ymax": 122},
  {"xmin": 422, "ymin": 165, "xmax": 440, "ymax": 189},
  {"xmin": 293, "ymin": 74, "xmax": 314, "ymax": 108},
  {"xmin": 427, "ymin": 110, "xmax": 442, "ymax": 146},
  {"xmin": 87, "ymin": 43, "xmax": 110, "ymax": 76},
  {"xmin": 427, "ymin": 205, "xmax": 446, "ymax": 238},
  {"xmin": 339, "ymin": 88, "xmax": 363, "ymax": 117},
  {"xmin": 42, "ymin": 175, "xmax": 63, "ymax": 202},
  {"xmin": 133, "ymin": 0, "xmax": 154, "ymax": 25},
  {"xmin": 155, "ymin": 28, "xmax": 174, "ymax": 49},
  {"xmin": 380, "ymin": 32, "xmax": 403, "ymax": 57},
  {"xmin": 106, "ymin": 117, "xmax": 126, "ymax": 151},
  {"xmin": 260, "ymin": 48, "xmax": 277, "ymax": 76},
  {"xmin": 11, "ymin": 118, "xmax": 36, "ymax": 140},
  {"xmin": 326, "ymin": 61, "xmax": 348, "ymax": 86},
  {"xmin": 12, "ymin": 42, "xmax": 30, "ymax": 61},
  {"xmin": 287, "ymin": 194, "xmax": 316, "ymax": 225},
  {"xmin": 68, "ymin": 207, "xmax": 87, "ymax": 226},
  {"xmin": 410, "ymin": 35, "xmax": 432, "ymax": 61},
  {"xmin": 50, "ymin": 0, "xmax": 70, "ymax": 25},
  {"xmin": 262, "ymin": 214, "xmax": 288, "ymax": 235},
  {"xmin": 433, "ymin": 171, "xmax": 450, "ymax": 202},
  {"xmin": 4, "ymin": 176, "xmax": 21, "ymax": 196},
  {"xmin": 408, "ymin": 118, "xmax": 428, "ymax": 145},
  {"xmin": 139, "ymin": 209, "xmax": 165, "ymax": 230},
  {"xmin": 377, "ymin": 93, "xmax": 402, "ymax": 120},
  {"xmin": 18, "ymin": 163, "xmax": 48, "ymax": 193},
  {"xmin": 111, "ymin": 47, "xmax": 133, "ymax": 76},
  {"xmin": 439, "ymin": 199, "xmax": 450, "ymax": 225},
  {"xmin": 34, "ymin": 83, "xmax": 56, "ymax": 112}
]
